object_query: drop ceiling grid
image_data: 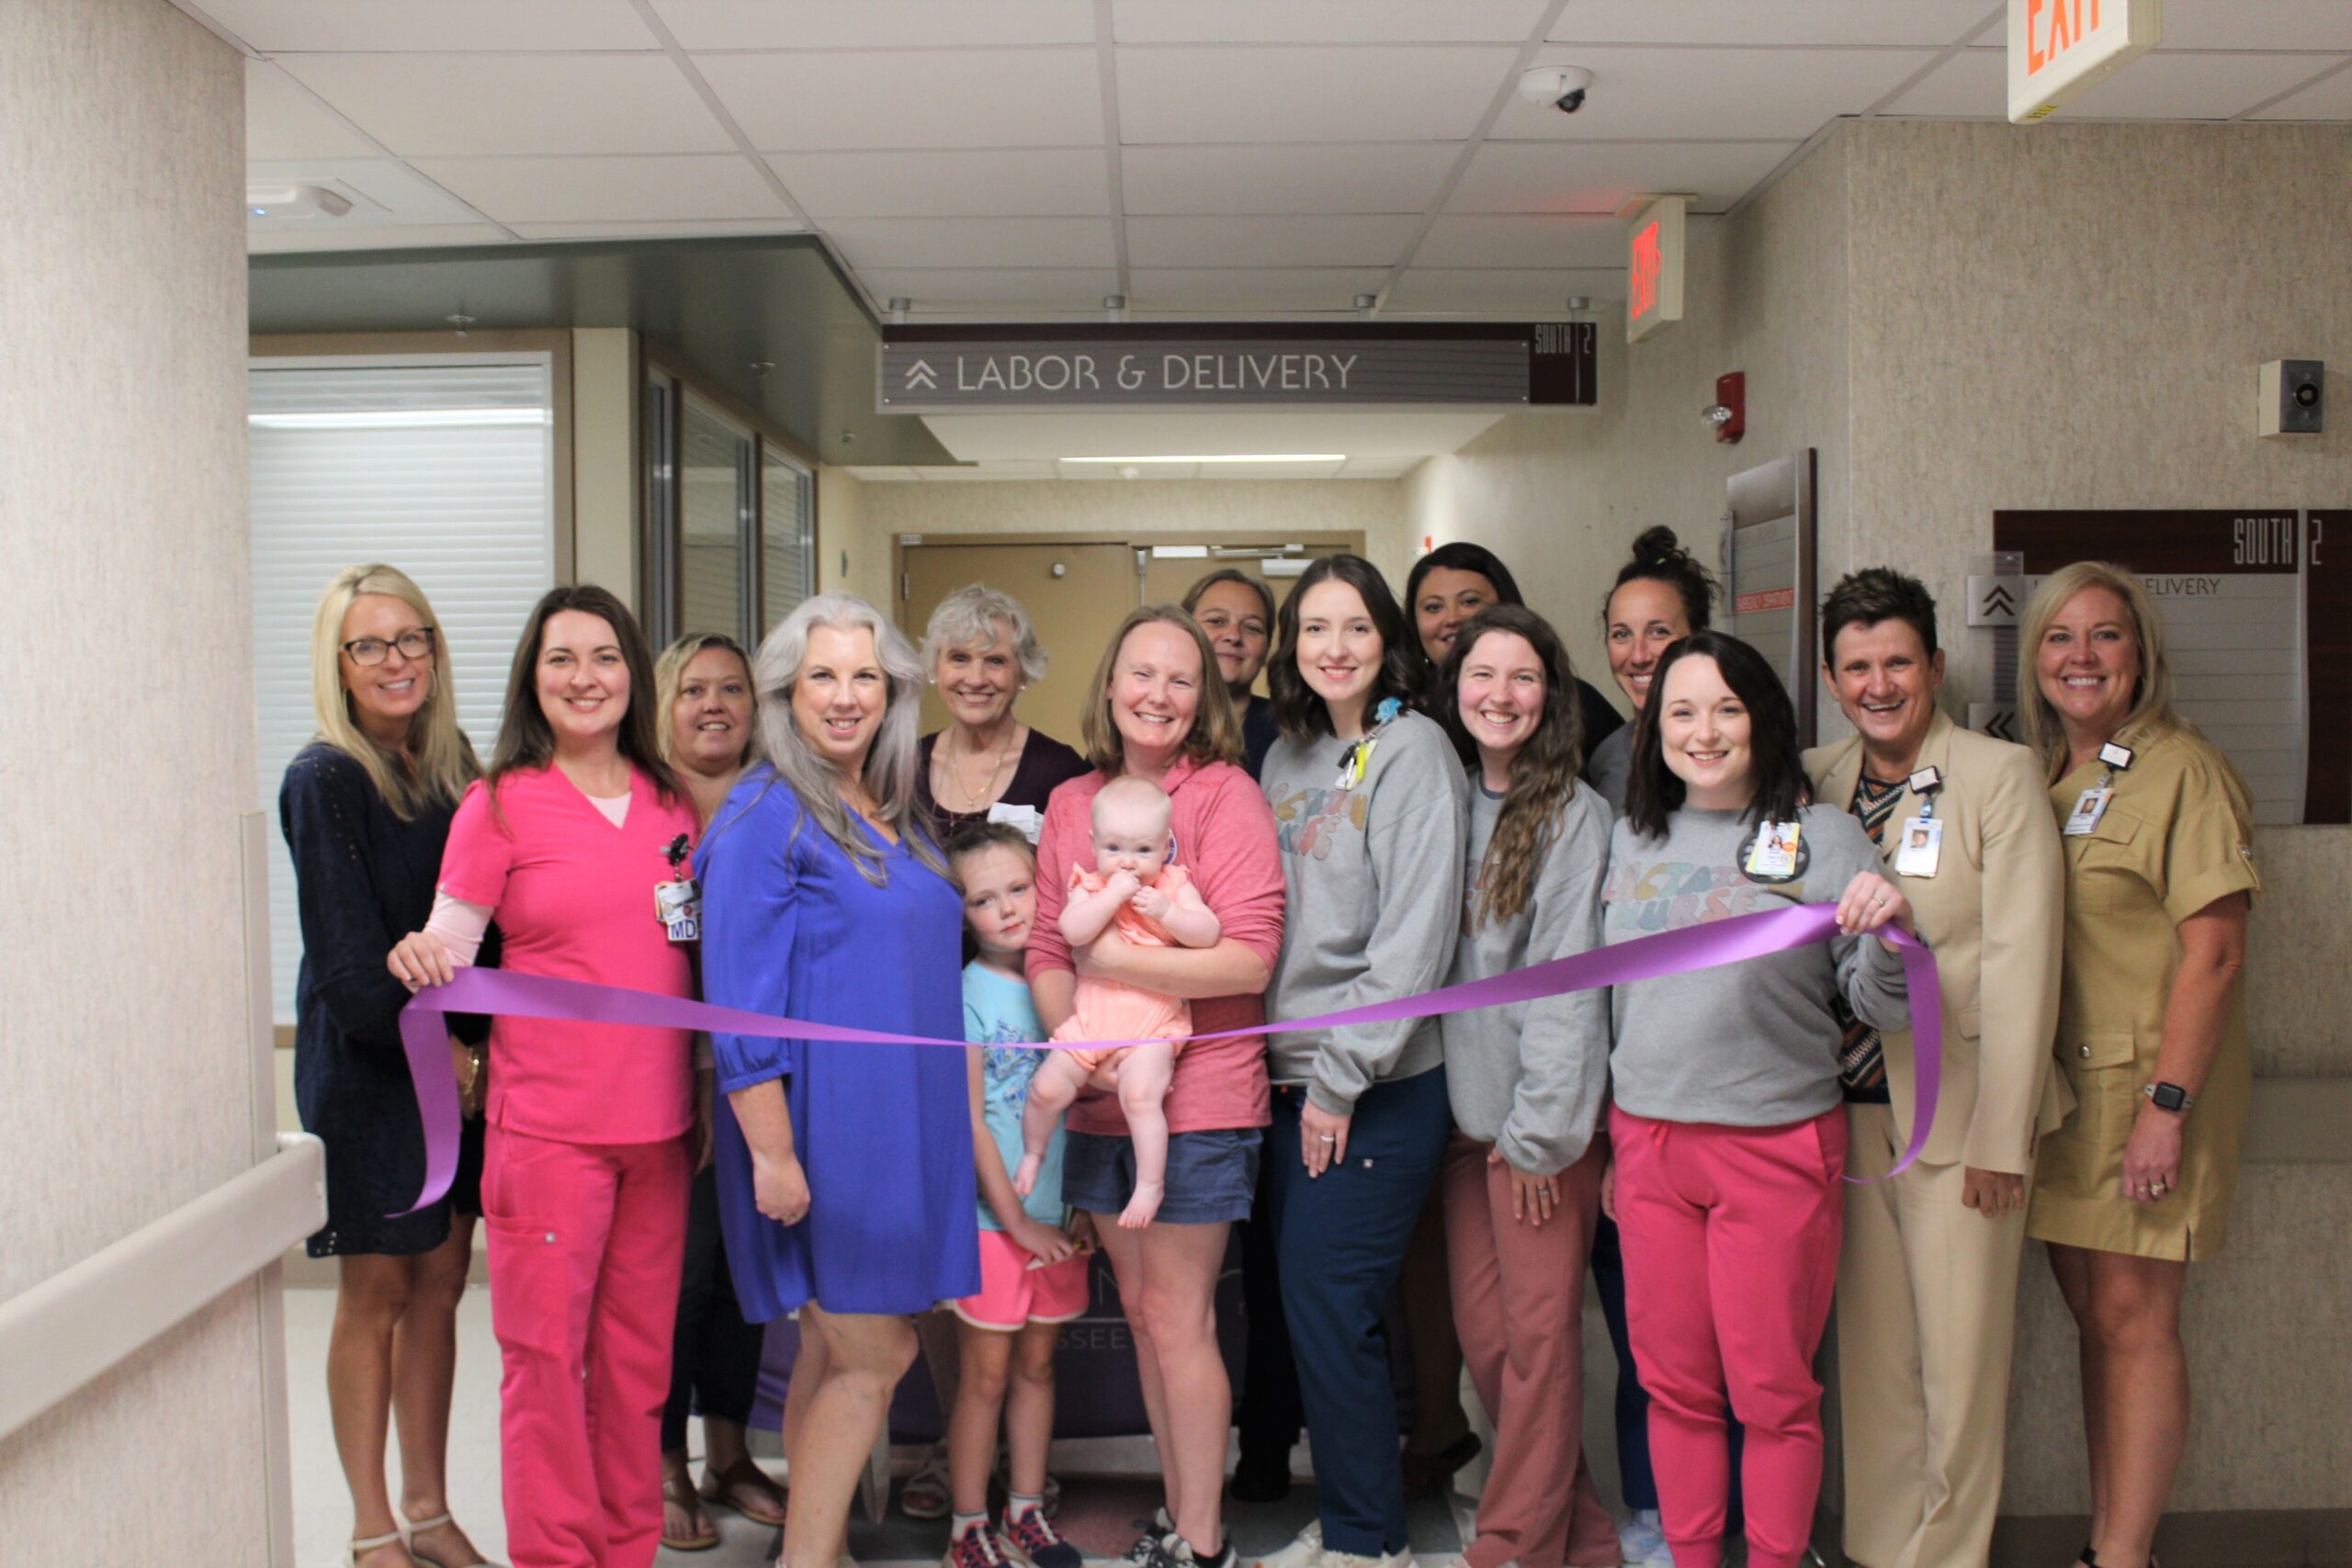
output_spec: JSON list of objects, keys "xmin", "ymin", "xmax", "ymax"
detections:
[{"xmin": 213, "ymin": 0, "xmax": 2352, "ymax": 318}]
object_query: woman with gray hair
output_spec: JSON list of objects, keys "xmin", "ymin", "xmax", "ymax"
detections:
[
  {"xmin": 917, "ymin": 582, "xmax": 1090, "ymax": 845},
  {"xmin": 698, "ymin": 592, "xmax": 979, "ymax": 1568}
]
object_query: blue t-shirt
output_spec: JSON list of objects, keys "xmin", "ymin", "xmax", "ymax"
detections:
[{"xmin": 964, "ymin": 962, "xmax": 1064, "ymax": 1228}]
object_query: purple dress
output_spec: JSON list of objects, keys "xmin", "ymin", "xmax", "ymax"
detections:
[{"xmin": 698, "ymin": 765, "xmax": 978, "ymax": 1318}]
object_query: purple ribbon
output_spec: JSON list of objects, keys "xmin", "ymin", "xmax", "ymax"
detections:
[{"xmin": 397, "ymin": 902, "xmax": 1939, "ymax": 1214}]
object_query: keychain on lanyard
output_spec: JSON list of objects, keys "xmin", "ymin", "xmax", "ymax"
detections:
[
  {"xmin": 2064, "ymin": 741, "xmax": 2134, "ymax": 837},
  {"xmin": 1333, "ymin": 696, "xmax": 1404, "ymax": 792}
]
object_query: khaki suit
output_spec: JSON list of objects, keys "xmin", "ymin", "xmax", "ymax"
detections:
[{"xmin": 1804, "ymin": 709, "xmax": 2065, "ymax": 1568}]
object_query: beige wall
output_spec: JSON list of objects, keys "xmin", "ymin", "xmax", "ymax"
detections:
[
  {"xmin": 571, "ymin": 327, "xmax": 639, "ymax": 604},
  {"xmin": 1413, "ymin": 118, "xmax": 2352, "ymax": 1519},
  {"xmin": 820, "ymin": 462, "xmax": 888, "ymax": 611},
  {"xmin": 851, "ymin": 475, "xmax": 1414, "ymax": 589},
  {"xmin": 0, "ymin": 1, "xmax": 277, "ymax": 1561}
]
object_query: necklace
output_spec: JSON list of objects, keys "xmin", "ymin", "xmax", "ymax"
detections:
[{"xmin": 938, "ymin": 720, "xmax": 1018, "ymax": 812}]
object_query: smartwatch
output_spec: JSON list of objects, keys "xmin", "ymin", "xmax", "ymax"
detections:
[{"xmin": 2143, "ymin": 1081, "xmax": 2195, "ymax": 1113}]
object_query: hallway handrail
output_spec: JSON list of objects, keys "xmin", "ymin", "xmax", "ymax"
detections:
[{"xmin": 0, "ymin": 1130, "xmax": 325, "ymax": 1443}]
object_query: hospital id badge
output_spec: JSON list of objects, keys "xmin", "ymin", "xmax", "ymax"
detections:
[
  {"xmin": 655, "ymin": 878, "xmax": 701, "ymax": 942},
  {"xmin": 1894, "ymin": 816, "xmax": 1943, "ymax": 877},
  {"xmin": 2064, "ymin": 788, "xmax": 2111, "ymax": 837},
  {"xmin": 1746, "ymin": 819, "xmax": 1802, "ymax": 879}
]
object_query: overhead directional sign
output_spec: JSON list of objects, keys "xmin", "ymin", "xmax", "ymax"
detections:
[{"xmin": 876, "ymin": 321, "xmax": 1597, "ymax": 412}]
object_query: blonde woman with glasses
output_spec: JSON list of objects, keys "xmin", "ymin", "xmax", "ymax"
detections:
[{"xmin": 282, "ymin": 564, "xmax": 496, "ymax": 1568}]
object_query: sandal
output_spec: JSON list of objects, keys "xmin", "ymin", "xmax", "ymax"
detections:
[
  {"xmin": 403, "ymin": 1512, "xmax": 499, "ymax": 1568},
  {"xmin": 701, "ymin": 1457, "xmax": 789, "ymax": 1527},
  {"xmin": 663, "ymin": 1473, "xmax": 722, "ymax": 1552},
  {"xmin": 345, "ymin": 1529, "xmax": 408, "ymax": 1568}
]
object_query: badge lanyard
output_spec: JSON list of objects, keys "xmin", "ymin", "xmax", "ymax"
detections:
[
  {"xmin": 1894, "ymin": 765, "xmax": 1943, "ymax": 878},
  {"xmin": 1333, "ymin": 696, "xmax": 1405, "ymax": 793},
  {"xmin": 655, "ymin": 832, "xmax": 701, "ymax": 942},
  {"xmin": 2064, "ymin": 741, "xmax": 2134, "ymax": 837}
]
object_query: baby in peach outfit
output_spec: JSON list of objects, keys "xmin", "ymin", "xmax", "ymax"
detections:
[{"xmin": 1014, "ymin": 775, "xmax": 1220, "ymax": 1227}]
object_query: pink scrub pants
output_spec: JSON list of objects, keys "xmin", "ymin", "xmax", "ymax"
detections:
[
  {"xmin": 483, "ymin": 1124, "xmax": 691, "ymax": 1568},
  {"xmin": 1441, "ymin": 1134, "xmax": 1621, "ymax": 1568},
  {"xmin": 1608, "ymin": 1105, "xmax": 1846, "ymax": 1568}
]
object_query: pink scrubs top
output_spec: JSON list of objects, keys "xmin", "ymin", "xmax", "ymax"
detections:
[{"xmin": 439, "ymin": 764, "xmax": 699, "ymax": 1145}]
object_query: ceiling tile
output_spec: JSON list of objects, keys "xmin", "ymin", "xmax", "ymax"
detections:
[
  {"xmin": 2154, "ymin": 3, "xmax": 2352, "ymax": 51},
  {"xmin": 1122, "ymin": 142, "xmax": 1460, "ymax": 214},
  {"xmin": 1117, "ymin": 45, "xmax": 1518, "ymax": 142},
  {"xmin": 1129, "ymin": 267, "xmax": 1391, "ymax": 310},
  {"xmin": 1875, "ymin": 47, "xmax": 2005, "ymax": 116},
  {"xmin": 2064, "ymin": 49, "xmax": 2351, "ymax": 118},
  {"xmin": 1886, "ymin": 46, "xmax": 2347, "ymax": 118},
  {"xmin": 246, "ymin": 157, "xmax": 493, "ymax": 225},
  {"xmin": 1113, "ymin": 0, "xmax": 1548, "ymax": 45},
  {"xmin": 1127, "ymin": 215, "xmax": 1420, "ymax": 267},
  {"xmin": 2248, "ymin": 62, "xmax": 2352, "ymax": 119},
  {"xmin": 695, "ymin": 49, "xmax": 1105, "ymax": 150},
  {"xmin": 276, "ymin": 54, "xmax": 732, "ymax": 156},
  {"xmin": 246, "ymin": 61, "xmax": 375, "ymax": 159},
  {"xmin": 1546, "ymin": 1, "xmax": 1997, "ymax": 47},
  {"xmin": 1449, "ymin": 140, "xmax": 1799, "ymax": 214},
  {"xmin": 248, "ymin": 223, "xmax": 514, "ymax": 254},
  {"xmin": 504, "ymin": 219, "xmax": 806, "ymax": 239},
  {"xmin": 1385, "ymin": 267, "xmax": 1624, "ymax": 312},
  {"xmin": 768, "ymin": 149, "xmax": 1110, "ymax": 218},
  {"xmin": 409, "ymin": 155, "xmax": 788, "ymax": 223},
  {"xmin": 1493, "ymin": 45, "xmax": 1942, "ymax": 140},
  {"xmin": 857, "ymin": 268, "xmax": 1121, "ymax": 307},
  {"xmin": 197, "ymin": 0, "xmax": 653, "ymax": 51},
  {"xmin": 824, "ymin": 217, "xmax": 1115, "ymax": 268},
  {"xmin": 1414, "ymin": 213, "xmax": 1623, "ymax": 268},
  {"xmin": 650, "ymin": 0, "xmax": 1094, "ymax": 49}
]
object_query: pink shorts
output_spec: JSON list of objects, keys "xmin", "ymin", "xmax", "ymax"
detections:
[{"xmin": 953, "ymin": 1228, "xmax": 1091, "ymax": 1330}]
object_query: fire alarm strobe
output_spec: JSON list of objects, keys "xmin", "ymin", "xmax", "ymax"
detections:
[{"xmin": 2257, "ymin": 359, "xmax": 2323, "ymax": 437}]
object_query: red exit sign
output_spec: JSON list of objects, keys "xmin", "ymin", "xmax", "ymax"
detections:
[
  {"xmin": 2009, "ymin": 0, "xmax": 2160, "ymax": 122},
  {"xmin": 1624, "ymin": 195, "xmax": 1686, "ymax": 344}
]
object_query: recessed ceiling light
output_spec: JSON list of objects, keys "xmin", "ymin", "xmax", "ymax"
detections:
[
  {"xmin": 1059, "ymin": 454, "xmax": 1346, "ymax": 465},
  {"xmin": 246, "ymin": 184, "xmax": 352, "ymax": 220}
]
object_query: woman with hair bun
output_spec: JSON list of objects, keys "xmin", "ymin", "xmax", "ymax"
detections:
[{"xmin": 1589, "ymin": 526, "xmax": 1718, "ymax": 813}]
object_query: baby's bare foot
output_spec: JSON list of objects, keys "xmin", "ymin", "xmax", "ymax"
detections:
[
  {"xmin": 1012, "ymin": 1153, "xmax": 1043, "ymax": 1197},
  {"xmin": 1120, "ymin": 1180, "xmax": 1164, "ymax": 1229}
]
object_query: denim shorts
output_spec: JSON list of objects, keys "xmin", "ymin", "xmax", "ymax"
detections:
[{"xmin": 1061, "ymin": 1127, "xmax": 1262, "ymax": 1225}]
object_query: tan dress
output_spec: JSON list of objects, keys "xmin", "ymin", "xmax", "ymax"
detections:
[{"xmin": 2026, "ymin": 726, "xmax": 2260, "ymax": 1260}]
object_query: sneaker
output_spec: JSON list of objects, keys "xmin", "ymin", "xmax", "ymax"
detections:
[
  {"xmin": 1316, "ymin": 1549, "xmax": 1408, "ymax": 1568},
  {"xmin": 1169, "ymin": 1539, "xmax": 1237, "ymax": 1568},
  {"xmin": 1617, "ymin": 1509, "xmax": 1673, "ymax": 1567},
  {"xmin": 1001, "ymin": 1506, "xmax": 1084, "ymax": 1568},
  {"xmin": 1126, "ymin": 1509, "xmax": 1178, "ymax": 1568},
  {"xmin": 994, "ymin": 1446, "xmax": 1064, "ymax": 1518},
  {"xmin": 903, "ymin": 1451, "xmax": 952, "ymax": 1521},
  {"xmin": 1252, "ymin": 1522, "xmax": 1322, "ymax": 1568},
  {"xmin": 944, "ymin": 1524, "xmax": 1011, "ymax": 1568}
]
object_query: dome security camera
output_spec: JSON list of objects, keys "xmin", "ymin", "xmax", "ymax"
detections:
[{"xmin": 1518, "ymin": 64, "xmax": 1594, "ymax": 114}]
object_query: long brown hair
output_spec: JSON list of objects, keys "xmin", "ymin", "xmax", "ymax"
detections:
[
  {"xmin": 1440, "ymin": 604, "xmax": 1586, "ymax": 930},
  {"xmin": 1076, "ymin": 605, "xmax": 1244, "ymax": 773},
  {"xmin": 1269, "ymin": 554, "xmax": 1427, "ymax": 739},
  {"xmin": 488, "ymin": 584, "xmax": 682, "ymax": 806}
]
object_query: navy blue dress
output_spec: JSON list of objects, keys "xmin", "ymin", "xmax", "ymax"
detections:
[
  {"xmin": 280, "ymin": 742, "xmax": 488, "ymax": 1257},
  {"xmin": 698, "ymin": 766, "xmax": 978, "ymax": 1319}
]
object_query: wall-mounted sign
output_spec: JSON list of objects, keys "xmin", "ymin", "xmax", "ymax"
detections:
[
  {"xmin": 2008, "ymin": 0, "xmax": 2162, "ymax": 123},
  {"xmin": 1624, "ymin": 195, "xmax": 1688, "ymax": 344},
  {"xmin": 1724, "ymin": 448, "xmax": 1820, "ymax": 743},
  {"xmin": 1977, "ymin": 509, "xmax": 2347, "ymax": 825},
  {"xmin": 876, "ymin": 321, "xmax": 1595, "ymax": 412}
]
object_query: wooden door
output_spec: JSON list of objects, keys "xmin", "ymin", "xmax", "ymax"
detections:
[{"xmin": 900, "ymin": 542, "xmax": 1141, "ymax": 747}]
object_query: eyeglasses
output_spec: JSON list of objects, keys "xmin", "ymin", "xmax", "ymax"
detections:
[{"xmin": 342, "ymin": 627, "xmax": 436, "ymax": 666}]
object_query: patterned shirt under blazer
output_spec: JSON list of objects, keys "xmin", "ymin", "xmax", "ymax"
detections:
[{"xmin": 1804, "ymin": 706, "xmax": 2069, "ymax": 1173}]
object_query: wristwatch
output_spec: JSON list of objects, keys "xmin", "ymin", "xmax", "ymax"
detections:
[{"xmin": 2143, "ymin": 1081, "xmax": 2195, "ymax": 1113}]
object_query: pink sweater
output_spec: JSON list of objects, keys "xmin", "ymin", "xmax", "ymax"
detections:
[{"xmin": 1028, "ymin": 755, "xmax": 1284, "ymax": 1135}]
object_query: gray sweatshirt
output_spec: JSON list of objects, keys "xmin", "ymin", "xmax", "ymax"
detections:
[
  {"xmin": 1603, "ymin": 803, "xmax": 1910, "ymax": 1127},
  {"xmin": 1586, "ymin": 725, "xmax": 1634, "ymax": 815},
  {"xmin": 1261, "ymin": 710, "xmax": 1468, "ymax": 1114},
  {"xmin": 1441, "ymin": 776, "xmax": 1615, "ymax": 1174}
]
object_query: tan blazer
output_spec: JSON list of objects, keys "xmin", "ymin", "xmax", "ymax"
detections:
[{"xmin": 1804, "ymin": 707, "xmax": 2068, "ymax": 1172}]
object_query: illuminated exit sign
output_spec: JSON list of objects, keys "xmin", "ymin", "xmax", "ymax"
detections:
[
  {"xmin": 2008, "ymin": 0, "xmax": 2162, "ymax": 123},
  {"xmin": 1624, "ymin": 195, "xmax": 1687, "ymax": 344}
]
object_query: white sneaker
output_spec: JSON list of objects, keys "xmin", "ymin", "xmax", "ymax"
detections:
[
  {"xmin": 1617, "ymin": 1509, "xmax": 1672, "ymax": 1567},
  {"xmin": 1252, "ymin": 1522, "xmax": 1322, "ymax": 1568},
  {"xmin": 1316, "ymin": 1548, "xmax": 1409, "ymax": 1568}
]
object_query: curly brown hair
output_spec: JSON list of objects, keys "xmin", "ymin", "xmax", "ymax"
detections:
[{"xmin": 1439, "ymin": 604, "xmax": 1586, "ymax": 930}]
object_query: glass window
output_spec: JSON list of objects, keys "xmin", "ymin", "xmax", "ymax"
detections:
[
  {"xmin": 249, "ymin": 358, "xmax": 557, "ymax": 1023},
  {"xmin": 678, "ymin": 393, "xmax": 754, "ymax": 642},
  {"xmin": 761, "ymin": 446, "xmax": 815, "ymax": 634}
]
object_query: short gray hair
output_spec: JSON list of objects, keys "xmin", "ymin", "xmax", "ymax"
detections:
[
  {"xmin": 748, "ymin": 592, "xmax": 944, "ymax": 883},
  {"xmin": 922, "ymin": 583, "xmax": 1048, "ymax": 685}
]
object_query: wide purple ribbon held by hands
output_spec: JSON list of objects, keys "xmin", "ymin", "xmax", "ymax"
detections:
[{"xmin": 396, "ymin": 902, "xmax": 1940, "ymax": 1215}]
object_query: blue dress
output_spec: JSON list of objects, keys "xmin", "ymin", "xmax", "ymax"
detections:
[{"xmin": 699, "ymin": 765, "xmax": 979, "ymax": 1319}]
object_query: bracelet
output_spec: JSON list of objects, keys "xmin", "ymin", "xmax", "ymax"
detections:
[{"xmin": 459, "ymin": 1049, "xmax": 484, "ymax": 1095}]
